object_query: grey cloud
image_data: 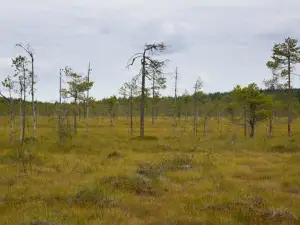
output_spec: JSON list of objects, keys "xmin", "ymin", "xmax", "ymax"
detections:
[{"xmin": 1, "ymin": 0, "xmax": 300, "ymax": 100}]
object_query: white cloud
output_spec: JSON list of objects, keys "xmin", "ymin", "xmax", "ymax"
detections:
[
  {"xmin": 0, "ymin": 0, "xmax": 300, "ymax": 101},
  {"xmin": 0, "ymin": 58, "xmax": 11, "ymax": 68}
]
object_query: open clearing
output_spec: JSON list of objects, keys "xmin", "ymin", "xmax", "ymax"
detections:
[{"xmin": 0, "ymin": 117, "xmax": 300, "ymax": 225}]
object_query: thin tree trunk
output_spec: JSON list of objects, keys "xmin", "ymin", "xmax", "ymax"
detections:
[
  {"xmin": 21, "ymin": 65, "xmax": 26, "ymax": 143},
  {"xmin": 193, "ymin": 97, "xmax": 197, "ymax": 136},
  {"xmin": 31, "ymin": 57, "xmax": 37, "ymax": 139},
  {"xmin": 217, "ymin": 108, "xmax": 220, "ymax": 130},
  {"xmin": 140, "ymin": 51, "xmax": 146, "ymax": 137},
  {"xmin": 185, "ymin": 109, "xmax": 188, "ymax": 121},
  {"xmin": 268, "ymin": 111, "xmax": 274, "ymax": 137},
  {"xmin": 58, "ymin": 69, "xmax": 62, "ymax": 142},
  {"xmin": 250, "ymin": 121, "xmax": 255, "ymax": 138},
  {"xmin": 9, "ymin": 93, "xmax": 14, "ymax": 144},
  {"xmin": 243, "ymin": 107, "xmax": 247, "ymax": 138},
  {"xmin": 110, "ymin": 112, "xmax": 113, "ymax": 126},
  {"xmin": 173, "ymin": 67, "xmax": 178, "ymax": 132},
  {"xmin": 203, "ymin": 117, "xmax": 207, "ymax": 137},
  {"xmin": 130, "ymin": 90, "xmax": 133, "ymax": 136},
  {"xmin": 287, "ymin": 56, "xmax": 292, "ymax": 136},
  {"xmin": 22, "ymin": 94, "xmax": 26, "ymax": 143},
  {"xmin": 78, "ymin": 107, "xmax": 81, "ymax": 121},
  {"xmin": 85, "ymin": 62, "xmax": 91, "ymax": 133},
  {"xmin": 74, "ymin": 96, "xmax": 78, "ymax": 134},
  {"xmin": 194, "ymin": 111, "xmax": 198, "ymax": 136},
  {"xmin": 152, "ymin": 76, "xmax": 155, "ymax": 126},
  {"xmin": 19, "ymin": 82, "xmax": 23, "ymax": 142},
  {"xmin": 85, "ymin": 104, "xmax": 88, "ymax": 133}
]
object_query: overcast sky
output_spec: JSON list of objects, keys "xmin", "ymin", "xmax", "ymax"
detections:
[{"xmin": 1, "ymin": 0, "xmax": 300, "ymax": 102}]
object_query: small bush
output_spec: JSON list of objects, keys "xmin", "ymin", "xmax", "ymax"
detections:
[
  {"xmin": 107, "ymin": 151, "xmax": 123, "ymax": 158},
  {"xmin": 131, "ymin": 136, "xmax": 158, "ymax": 141},
  {"xmin": 137, "ymin": 162, "xmax": 163, "ymax": 179},
  {"xmin": 160, "ymin": 154, "xmax": 194, "ymax": 171},
  {"xmin": 24, "ymin": 220, "xmax": 63, "ymax": 225},
  {"xmin": 136, "ymin": 154, "xmax": 194, "ymax": 180},
  {"xmin": 261, "ymin": 209, "xmax": 298, "ymax": 222},
  {"xmin": 70, "ymin": 185, "xmax": 118, "ymax": 208},
  {"xmin": 268, "ymin": 144, "xmax": 299, "ymax": 153},
  {"xmin": 101, "ymin": 175, "xmax": 165, "ymax": 196}
]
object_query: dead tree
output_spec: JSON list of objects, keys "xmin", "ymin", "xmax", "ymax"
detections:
[
  {"xmin": 57, "ymin": 69, "xmax": 63, "ymax": 143},
  {"xmin": 12, "ymin": 55, "xmax": 29, "ymax": 143},
  {"xmin": 85, "ymin": 62, "xmax": 92, "ymax": 133},
  {"xmin": 126, "ymin": 42, "xmax": 168, "ymax": 137},
  {"xmin": 16, "ymin": 43, "xmax": 37, "ymax": 140},
  {"xmin": 172, "ymin": 67, "xmax": 179, "ymax": 131},
  {"xmin": 193, "ymin": 77, "xmax": 203, "ymax": 136}
]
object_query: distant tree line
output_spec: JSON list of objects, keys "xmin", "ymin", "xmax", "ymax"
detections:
[{"xmin": 0, "ymin": 37, "xmax": 300, "ymax": 142}]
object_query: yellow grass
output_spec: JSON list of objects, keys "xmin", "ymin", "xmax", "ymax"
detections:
[{"xmin": 0, "ymin": 116, "xmax": 300, "ymax": 225}]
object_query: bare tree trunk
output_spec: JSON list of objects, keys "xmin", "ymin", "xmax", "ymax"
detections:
[
  {"xmin": 21, "ymin": 65, "xmax": 26, "ymax": 143},
  {"xmin": 287, "ymin": 56, "xmax": 292, "ymax": 136},
  {"xmin": 193, "ymin": 99, "xmax": 197, "ymax": 136},
  {"xmin": 203, "ymin": 117, "xmax": 207, "ymax": 137},
  {"xmin": 74, "ymin": 108, "xmax": 77, "ymax": 134},
  {"xmin": 109, "ymin": 112, "xmax": 113, "ymax": 126},
  {"xmin": 130, "ymin": 90, "xmax": 133, "ymax": 136},
  {"xmin": 268, "ymin": 111, "xmax": 274, "ymax": 137},
  {"xmin": 58, "ymin": 69, "xmax": 62, "ymax": 143},
  {"xmin": 73, "ymin": 96, "xmax": 78, "ymax": 134},
  {"xmin": 243, "ymin": 106, "xmax": 247, "ymax": 138},
  {"xmin": 217, "ymin": 108, "xmax": 220, "ymax": 130},
  {"xmin": 85, "ymin": 62, "xmax": 91, "ymax": 133},
  {"xmin": 85, "ymin": 104, "xmax": 88, "ymax": 133},
  {"xmin": 19, "ymin": 83, "xmax": 23, "ymax": 142},
  {"xmin": 152, "ymin": 76, "xmax": 155, "ymax": 126},
  {"xmin": 16, "ymin": 44, "xmax": 36, "ymax": 140},
  {"xmin": 194, "ymin": 112, "xmax": 198, "ymax": 136},
  {"xmin": 9, "ymin": 93, "xmax": 14, "ymax": 144},
  {"xmin": 31, "ymin": 57, "xmax": 37, "ymax": 139},
  {"xmin": 173, "ymin": 67, "xmax": 178, "ymax": 132},
  {"xmin": 22, "ymin": 92, "xmax": 26, "ymax": 143},
  {"xmin": 140, "ymin": 51, "xmax": 146, "ymax": 137},
  {"xmin": 250, "ymin": 121, "xmax": 255, "ymax": 138},
  {"xmin": 78, "ymin": 107, "xmax": 82, "ymax": 121}
]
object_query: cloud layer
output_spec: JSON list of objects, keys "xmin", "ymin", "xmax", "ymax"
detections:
[{"xmin": 1, "ymin": 0, "xmax": 300, "ymax": 101}]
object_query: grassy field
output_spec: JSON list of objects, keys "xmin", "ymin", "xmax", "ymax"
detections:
[{"xmin": 0, "ymin": 116, "xmax": 300, "ymax": 225}]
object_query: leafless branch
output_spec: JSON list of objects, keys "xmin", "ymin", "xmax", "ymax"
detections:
[
  {"xmin": 16, "ymin": 43, "xmax": 34, "ymax": 58},
  {"xmin": 126, "ymin": 53, "xmax": 143, "ymax": 68}
]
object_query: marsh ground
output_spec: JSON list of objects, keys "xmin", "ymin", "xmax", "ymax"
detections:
[{"xmin": 0, "ymin": 116, "xmax": 300, "ymax": 225}]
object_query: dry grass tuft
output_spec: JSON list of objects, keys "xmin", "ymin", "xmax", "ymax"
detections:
[{"xmin": 0, "ymin": 117, "xmax": 300, "ymax": 224}]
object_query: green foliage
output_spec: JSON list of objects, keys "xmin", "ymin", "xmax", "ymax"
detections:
[
  {"xmin": 107, "ymin": 95, "xmax": 119, "ymax": 115},
  {"xmin": 1, "ymin": 75, "xmax": 15, "ymax": 91},
  {"xmin": 182, "ymin": 89, "xmax": 191, "ymax": 104},
  {"xmin": 11, "ymin": 55, "xmax": 30, "ymax": 92},
  {"xmin": 151, "ymin": 74, "xmax": 167, "ymax": 98},
  {"xmin": 193, "ymin": 77, "xmax": 203, "ymax": 93},
  {"xmin": 61, "ymin": 66, "xmax": 94, "ymax": 103},
  {"xmin": 267, "ymin": 37, "xmax": 300, "ymax": 87},
  {"xmin": 232, "ymin": 83, "xmax": 273, "ymax": 137}
]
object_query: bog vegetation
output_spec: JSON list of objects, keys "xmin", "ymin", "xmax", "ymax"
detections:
[{"xmin": 0, "ymin": 38, "xmax": 300, "ymax": 224}]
